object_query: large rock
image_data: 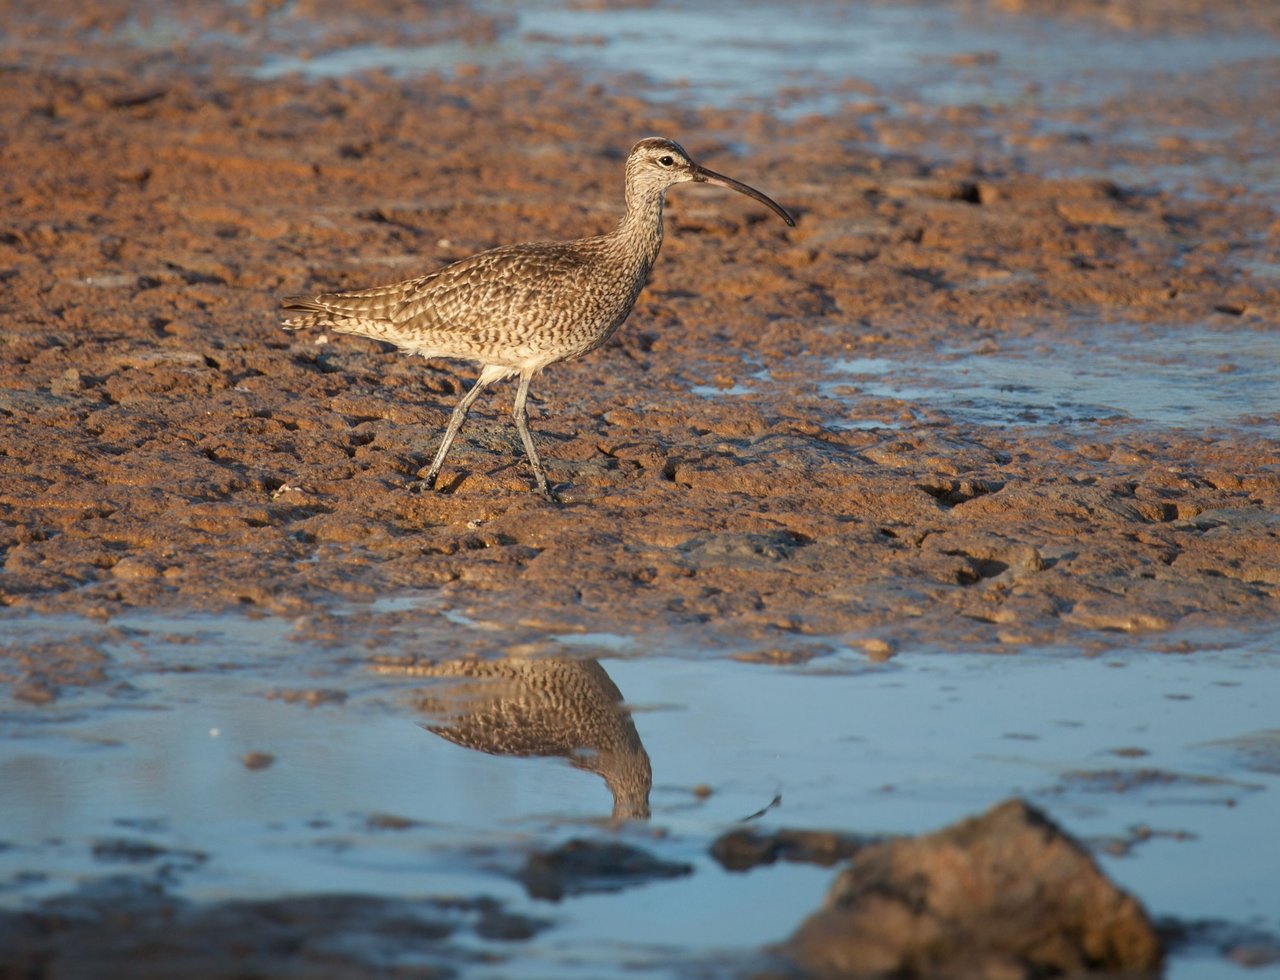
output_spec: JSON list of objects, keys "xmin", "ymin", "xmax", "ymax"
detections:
[{"xmin": 781, "ymin": 799, "xmax": 1162, "ymax": 979}]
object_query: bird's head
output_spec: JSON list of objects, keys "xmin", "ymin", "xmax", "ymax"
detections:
[{"xmin": 624, "ymin": 137, "xmax": 795, "ymax": 226}]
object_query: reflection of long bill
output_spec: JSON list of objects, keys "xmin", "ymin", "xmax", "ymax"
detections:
[{"xmin": 694, "ymin": 166, "xmax": 796, "ymax": 226}]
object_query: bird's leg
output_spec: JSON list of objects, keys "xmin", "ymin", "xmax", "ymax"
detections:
[
  {"xmin": 416, "ymin": 375, "xmax": 492, "ymax": 492},
  {"xmin": 512, "ymin": 372, "xmax": 558, "ymax": 503}
]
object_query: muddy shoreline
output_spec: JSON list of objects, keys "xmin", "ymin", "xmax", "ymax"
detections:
[{"xmin": 1, "ymin": 35, "xmax": 1277, "ymax": 646}]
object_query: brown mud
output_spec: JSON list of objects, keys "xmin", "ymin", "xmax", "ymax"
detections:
[{"xmin": 2, "ymin": 7, "xmax": 1278, "ymax": 656}]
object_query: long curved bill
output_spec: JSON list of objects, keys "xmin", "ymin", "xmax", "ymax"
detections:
[{"xmin": 694, "ymin": 166, "xmax": 796, "ymax": 227}]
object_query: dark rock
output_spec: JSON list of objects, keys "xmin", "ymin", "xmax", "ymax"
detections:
[
  {"xmin": 365, "ymin": 812, "xmax": 420, "ymax": 831},
  {"xmin": 711, "ymin": 828, "xmax": 872, "ymax": 872},
  {"xmin": 90, "ymin": 838, "xmax": 205, "ymax": 865},
  {"xmin": 781, "ymin": 798, "xmax": 1162, "ymax": 979},
  {"xmin": 1159, "ymin": 916, "xmax": 1280, "ymax": 968},
  {"xmin": 0, "ymin": 877, "xmax": 546, "ymax": 978},
  {"xmin": 517, "ymin": 839, "xmax": 692, "ymax": 902},
  {"xmin": 265, "ymin": 688, "xmax": 349, "ymax": 707},
  {"xmin": 241, "ymin": 750, "xmax": 275, "ymax": 770}
]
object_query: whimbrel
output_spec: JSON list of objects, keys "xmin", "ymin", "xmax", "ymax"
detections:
[{"xmin": 282, "ymin": 137, "xmax": 794, "ymax": 502}]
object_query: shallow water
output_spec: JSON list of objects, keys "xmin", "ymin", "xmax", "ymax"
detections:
[
  {"xmin": 817, "ymin": 323, "xmax": 1280, "ymax": 429},
  {"xmin": 2, "ymin": 610, "xmax": 1277, "ymax": 977},
  {"xmin": 254, "ymin": 0, "xmax": 1278, "ymax": 116}
]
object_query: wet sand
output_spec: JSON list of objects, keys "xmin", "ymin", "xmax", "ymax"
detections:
[{"xmin": 2, "ymin": 0, "xmax": 1279, "ymax": 975}]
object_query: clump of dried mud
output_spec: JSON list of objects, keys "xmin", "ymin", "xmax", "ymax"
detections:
[
  {"xmin": 782, "ymin": 799, "xmax": 1163, "ymax": 979},
  {"xmin": 0, "ymin": 877, "xmax": 551, "ymax": 978},
  {"xmin": 0, "ymin": 1, "xmax": 1277, "ymax": 662}
]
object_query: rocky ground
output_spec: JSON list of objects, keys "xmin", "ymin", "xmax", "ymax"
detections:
[{"xmin": 2, "ymin": 8, "xmax": 1277, "ymax": 652}]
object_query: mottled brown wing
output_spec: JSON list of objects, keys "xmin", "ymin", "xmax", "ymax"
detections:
[
  {"xmin": 388, "ymin": 242, "xmax": 594, "ymax": 339},
  {"xmin": 282, "ymin": 239, "xmax": 604, "ymax": 358}
]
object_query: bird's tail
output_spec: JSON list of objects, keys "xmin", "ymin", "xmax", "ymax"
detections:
[
  {"xmin": 281, "ymin": 282, "xmax": 411, "ymax": 332},
  {"xmin": 280, "ymin": 297, "xmax": 333, "ymax": 331}
]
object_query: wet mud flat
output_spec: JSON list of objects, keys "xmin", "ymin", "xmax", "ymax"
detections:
[
  {"xmin": 2, "ymin": 0, "xmax": 1280, "ymax": 976},
  {"xmin": 0, "ymin": 2, "xmax": 1277, "ymax": 639}
]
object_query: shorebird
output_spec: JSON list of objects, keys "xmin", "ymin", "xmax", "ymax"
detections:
[{"xmin": 282, "ymin": 137, "xmax": 794, "ymax": 502}]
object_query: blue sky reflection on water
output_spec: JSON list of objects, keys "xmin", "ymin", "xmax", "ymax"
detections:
[
  {"xmin": 1, "ymin": 613, "xmax": 1277, "ymax": 977},
  {"xmin": 819, "ymin": 324, "xmax": 1280, "ymax": 430},
  {"xmin": 252, "ymin": 0, "xmax": 1280, "ymax": 120}
]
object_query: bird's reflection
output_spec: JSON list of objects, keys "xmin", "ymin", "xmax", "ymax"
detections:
[{"xmin": 393, "ymin": 656, "xmax": 652, "ymax": 821}]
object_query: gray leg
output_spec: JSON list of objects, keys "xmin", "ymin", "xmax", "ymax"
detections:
[
  {"xmin": 418, "ymin": 375, "xmax": 492, "ymax": 490},
  {"xmin": 512, "ymin": 372, "xmax": 557, "ymax": 502}
]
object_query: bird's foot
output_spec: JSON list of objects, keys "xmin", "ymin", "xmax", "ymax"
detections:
[
  {"xmin": 533, "ymin": 481, "xmax": 563, "ymax": 505},
  {"xmin": 406, "ymin": 474, "xmax": 439, "ymax": 494}
]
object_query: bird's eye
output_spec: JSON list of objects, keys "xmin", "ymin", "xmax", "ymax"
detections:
[{"xmin": 657, "ymin": 155, "xmax": 675, "ymax": 167}]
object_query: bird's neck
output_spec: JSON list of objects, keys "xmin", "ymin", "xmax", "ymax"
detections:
[{"xmin": 613, "ymin": 185, "xmax": 666, "ymax": 268}]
